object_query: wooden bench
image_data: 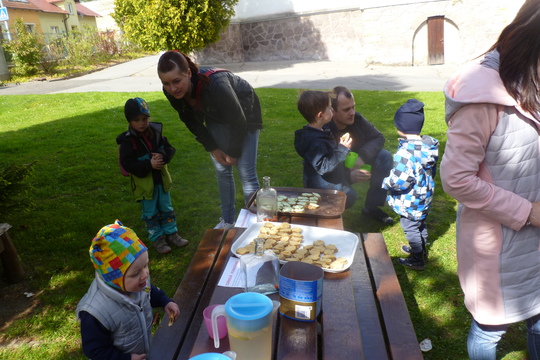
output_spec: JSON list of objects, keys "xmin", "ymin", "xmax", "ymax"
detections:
[
  {"xmin": 0, "ymin": 223, "xmax": 25, "ymax": 283},
  {"xmin": 356, "ymin": 233, "xmax": 423, "ymax": 359}
]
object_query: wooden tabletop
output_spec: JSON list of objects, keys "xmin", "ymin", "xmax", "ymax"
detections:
[{"xmin": 150, "ymin": 213, "xmax": 423, "ymax": 360}]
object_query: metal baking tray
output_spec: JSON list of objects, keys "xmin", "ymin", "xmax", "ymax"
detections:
[{"xmin": 246, "ymin": 187, "xmax": 346, "ymax": 218}]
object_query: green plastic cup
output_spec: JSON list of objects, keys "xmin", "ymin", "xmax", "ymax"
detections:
[
  {"xmin": 360, "ymin": 164, "xmax": 371, "ymax": 172},
  {"xmin": 344, "ymin": 152, "xmax": 358, "ymax": 168}
]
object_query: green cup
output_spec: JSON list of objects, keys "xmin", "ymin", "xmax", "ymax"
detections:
[
  {"xmin": 360, "ymin": 164, "xmax": 371, "ymax": 172},
  {"xmin": 344, "ymin": 151, "xmax": 358, "ymax": 168}
]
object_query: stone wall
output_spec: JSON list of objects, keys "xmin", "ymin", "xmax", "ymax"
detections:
[{"xmin": 194, "ymin": 0, "xmax": 524, "ymax": 66}]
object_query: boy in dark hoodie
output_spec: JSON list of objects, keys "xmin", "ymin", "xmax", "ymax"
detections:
[{"xmin": 294, "ymin": 90, "xmax": 358, "ymax": 208}]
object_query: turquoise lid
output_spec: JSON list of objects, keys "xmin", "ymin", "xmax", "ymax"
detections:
[
  {"xmin": 225, "ymin": 292, "xmax": 273, "ymax": 332},
  {"xmin": 190, "ymin": 353, "xmax": 231, "ymax": 360}
]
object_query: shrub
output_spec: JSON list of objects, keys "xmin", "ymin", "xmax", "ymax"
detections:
[
  {"xmin": 0, "ymin": 162, "xmax": 35, "ymax": 220},
  {"xmin": 2, "ymin": 19, "xmax": 43, "ymax": 76}
]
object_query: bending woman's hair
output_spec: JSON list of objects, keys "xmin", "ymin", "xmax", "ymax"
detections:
[
  {"xmin": 157, "ymin": 51, "xmax": 211, "ymax": 87},
  {"xmin": 489, "ymin": 0, "xmax": 540, "ymax": 114}
]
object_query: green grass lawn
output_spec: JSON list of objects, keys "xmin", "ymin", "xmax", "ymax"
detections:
[{"xmin": 0, "ymin": 89, "xmax": 529, "ymax": 359}]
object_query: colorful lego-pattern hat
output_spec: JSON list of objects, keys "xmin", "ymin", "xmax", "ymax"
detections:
[
  {"xmin": 124, "ymin": 97, "xmax": 150, "ymax": 122},
  {"xmin": 89, "ymin": 220, "xmax": 147, "ymax": 291}
]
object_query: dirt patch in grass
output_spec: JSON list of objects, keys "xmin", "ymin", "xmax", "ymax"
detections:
[{"xmin": 0, "ymin": 280, "xmax": 41, "ymax": 345}]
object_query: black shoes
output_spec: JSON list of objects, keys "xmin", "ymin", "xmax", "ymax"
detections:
[
  {"xmin": 362, "ymin": 207, "xmax": 395, "ymax": 225},
  {"xmin": 399, "ymin": 251, "xmax": 425, "ymax": 270}
]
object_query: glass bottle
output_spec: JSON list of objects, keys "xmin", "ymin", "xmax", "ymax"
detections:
[
  {"xmin": 256, "ymin": 176, "xmax": 277, "ymax": 222},
  {"xmin": 240, "ymin": 238, "xmax": 280, "ymax": 295}
]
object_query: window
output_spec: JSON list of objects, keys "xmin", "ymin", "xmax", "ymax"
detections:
[
  {"xmin": 24, "ymin": 24, "xmax": 35, "ymax": 33},
  {"xmin": 51, "ymin": 26, "xmax": 60, "ymax": 33},
  {"xmin": 67, "ymin": 3, "xmax": 73, "ymax": 15}
]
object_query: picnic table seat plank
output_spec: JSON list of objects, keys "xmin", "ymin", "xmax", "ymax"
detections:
[
  {"xmin": 149, "ymin": 229, "xmax": 226, "ymax": 360},
  {"xmin": 363, "ymin": 233, "xmax": 423, "ymax": 360},
  {"xmin": 350, "ymin": 233, "xmax": 389, "ymax": 359}
]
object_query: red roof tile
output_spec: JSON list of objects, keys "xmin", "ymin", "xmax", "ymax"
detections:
[{"xmin": 5, "ymin": 0, "xmax": 68, "ymax": 14}]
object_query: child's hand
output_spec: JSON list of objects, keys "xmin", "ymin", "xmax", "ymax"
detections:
[
  {"xmin": 131, "ymin": 353, "xmax": 147, "ymax": 360},
  {"xmin": 165, "ymin": 301, "xmax": 180, "ymax": 324},
  {"xmin": 340, "ymin": 132, "xmax": 352, "ymax": 149},
  {"xmin": 151, "ymin": 153, "xmax": 165, "ymax": 170}
]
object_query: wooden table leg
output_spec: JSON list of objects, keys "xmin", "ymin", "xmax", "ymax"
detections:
[{"xmin": 0, "ymin": 224, "xmax": 25, "ymax": 284}]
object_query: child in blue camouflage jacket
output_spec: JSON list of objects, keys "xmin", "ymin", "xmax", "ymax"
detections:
[{"xmin": 382, "ymin": 99, "xmax": 439, "ymax": 270}]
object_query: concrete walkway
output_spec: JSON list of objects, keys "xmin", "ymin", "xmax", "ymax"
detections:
[{"xmin": 0, "ymin": 54, "xmax": 459, "ymax": 95}]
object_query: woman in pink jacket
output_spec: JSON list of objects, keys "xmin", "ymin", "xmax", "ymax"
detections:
[{"xmin": 441, "ymin": 0, "xmax": 540, "ymax": 358}]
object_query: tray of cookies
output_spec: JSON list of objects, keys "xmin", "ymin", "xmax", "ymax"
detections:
[
  {"xmin": 246, "ymin": 187, "xmax": 347, "ymax": 218},
  {"xmin": 231, "ymin": 222, "xmax": 359, "ymax": 273}
]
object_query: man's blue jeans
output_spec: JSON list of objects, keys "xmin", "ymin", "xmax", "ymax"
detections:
[
  {"xmin": 468, "ymin": 316, "xmax": 540, "ymax": 359},
  {"xmin": 209, "ymin": 129, "xmax": 260, "ymax": 224}
]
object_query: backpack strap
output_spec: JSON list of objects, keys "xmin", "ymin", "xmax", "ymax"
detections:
[{"xmin": 195, "ymin": 68, "xmax": 229, "ymax": 110}]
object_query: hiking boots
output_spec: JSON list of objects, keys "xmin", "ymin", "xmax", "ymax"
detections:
[
  {"xmin": 154, "ymin": 236, "xmax": 172, "ymax": 254},
  {"xmin": 362, "ymin": 207, "xmax": 395, "ymax": 225},
  {"xmin": 398, "ymin": 251, "xmax": 425, "ymax": 271},
  {"xmin": 166, "ymin": 232, "xmax": 189, "ymax": 248}
]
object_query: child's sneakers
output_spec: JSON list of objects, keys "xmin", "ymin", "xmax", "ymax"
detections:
[
  {"xmin": 401, "ymin": 243, "xmax": 429, "ymax": 258},
  {"xmin": 154, "ymin": 236, "xmax": 172, "ymax": 254},
  {"xmin": 398, "ymin": 251, "xmax": 425, "ymax": 271},
  {"xmin": 166, "ymin": 232, "xmax": 189, "ymax": 248}
]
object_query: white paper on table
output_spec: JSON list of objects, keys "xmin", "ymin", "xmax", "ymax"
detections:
[
  {"xmin": 234, "ymin": 208, "xmax": 257, "ymax": 228},
  {"xmin": 218, "ymin": 257, "xmax": 245, "ymax": 288}
]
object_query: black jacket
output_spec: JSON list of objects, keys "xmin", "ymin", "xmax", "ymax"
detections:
[
  {"xmin": 164, "ymin": 68, "xmax": 262, "ymax": 158},
  {"xmin": 324, "ymin": 112, "xmax": 385, "ymax": 165},
  {"xmin": 116, "ymin": 122, "xmax": 175, "ymax": 186}
]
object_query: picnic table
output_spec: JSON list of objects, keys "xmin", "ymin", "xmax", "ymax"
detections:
[{"xmin": 150, "ymin": 211, "xmax": 423, "ymax": 360}]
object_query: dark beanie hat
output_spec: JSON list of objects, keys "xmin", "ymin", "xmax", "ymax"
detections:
[
  {"xmin": 124, "ymin": 97, "xmax": 150, "ymax": 122},
  {"xmin": 394, "ymin": 99, "xmax": 425, "ymax": 135}
]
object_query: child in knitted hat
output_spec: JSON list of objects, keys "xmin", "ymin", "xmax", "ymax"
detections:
[
  {"xmin": 382, "ymin": 99, "xmax": 439, "ymax": 270},
  {"xmin": 116, "ymin": 97, "xmax": 189, "ymax": 254},
  {"xmin": 76, "ymin": 220, "xmax": 180, "ymax": 359}
]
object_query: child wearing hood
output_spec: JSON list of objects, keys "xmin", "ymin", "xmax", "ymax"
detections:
[
  {"xmin": 382, "ymin": 99, "xmax": 439, "ymax": 270},
  {"xmin": 76, "ymin": 220, "xmax": 180, "ymax": 360}
]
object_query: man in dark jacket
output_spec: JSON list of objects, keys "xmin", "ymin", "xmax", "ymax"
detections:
[{"xmin": 324, "ymin": 86, "xmax": 394, "ymax": 224}]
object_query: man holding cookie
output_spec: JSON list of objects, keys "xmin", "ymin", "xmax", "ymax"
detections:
[{"xmin": 324, "ymin": 86, "xmax": 394, "ymax": 225}]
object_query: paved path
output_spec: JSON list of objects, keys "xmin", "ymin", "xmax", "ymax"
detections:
[{"xmin": 0, "ymin": 54, "xmax": 459, "ymax": 95}]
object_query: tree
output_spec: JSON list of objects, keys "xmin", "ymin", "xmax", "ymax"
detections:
[{"xmin": 113, "ymin": 0, "xmax": 238, "ymax": 53}]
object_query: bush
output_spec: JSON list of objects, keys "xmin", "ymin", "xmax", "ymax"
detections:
[
  {"xmin": 0, "ymin": 162, "xmax": 35, "ymax": 220},
  {"xmin": 61, "ymin": 26, "xmax": 114, "ymax": 67},
  {"xmin": 2, "ymin": 19, "xmax": 43, "ymax": 76}
]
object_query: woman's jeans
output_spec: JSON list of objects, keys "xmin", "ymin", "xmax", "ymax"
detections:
[
  {"xmin": 209, "ymin": 128, "xmax": 260, "ymax": 224},
  {"xmin": 468, "ymin": 316, "xmax": 540, "ymax": 359}
]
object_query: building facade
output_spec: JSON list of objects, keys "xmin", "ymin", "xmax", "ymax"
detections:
[
  {"xmin": 1, "ymin": 0, "xmax": 100, "ymax": 42},
  {"xmin": 194, "ymin": 0, "xmax": 525, "ymax": 66}
]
